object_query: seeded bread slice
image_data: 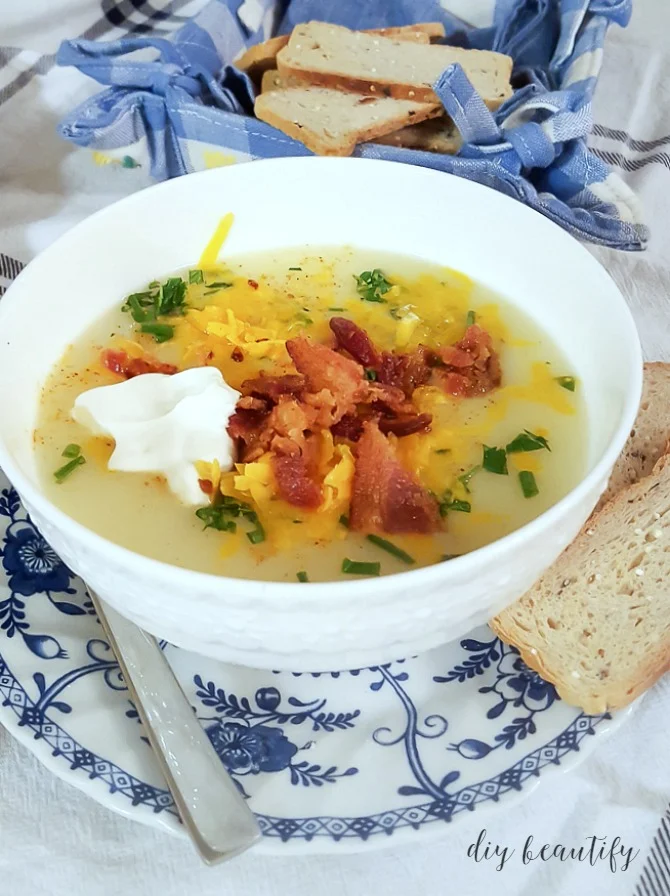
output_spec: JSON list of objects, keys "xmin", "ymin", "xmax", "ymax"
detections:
[
  {"xmin": 276, "ymin": 21, "xmax": 513, "ymax": 107},
  {"xmin": 235, "ymin": 35, "xmax": 293, "ymax": 80},
  {"xmin": 254, "ymin": 86, "xmax": 442, "ymax": 156},
  {"xmin": 261, "ymin": 69, "xmax": 311, "ymax": 93},
  {"xmin": 374, "ymin": 116, "xmax": 461, "ymax": 154},
  {"xmin": 597, "ymin": 361, "xmax": 670, "ymax": 509},
  {"xmin": 237, "ymin": 22, "xmax": 440, "ymax": 81},
  {"xmin": 492, "ymin": 450, "xmax": 670, "ymax": 714}
]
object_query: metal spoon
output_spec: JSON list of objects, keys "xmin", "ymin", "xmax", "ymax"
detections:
[{"xmin": 88, "ymin": 588, "xmax": 261, "ymax": 864}]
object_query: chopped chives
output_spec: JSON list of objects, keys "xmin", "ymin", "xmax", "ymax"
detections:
[
  {"xmin": 482, "ymin": 445, "xmax": 508, "ymax": 475},
  {"xmin": 188, "ymin": 269, "xmax": 204, "ymax": 284},
  {"xmin": 156, "ymin": 277, "xmax": 187, "ymax": 315},
  {"xmin": 206, "ymin": 281, "xmax": 232, "ymax": 289},
  {"xmin": 466, "ymin": 310, "xmax": 476, "ymax": 327},
  {"xmin": 328, "ymin": 307, "xmax": 345, "ymax": 312},
  {"xmin": 366, "ymin": 534, "xmax": 415, "ymax": 565},
  {"xmin": 458, "ymin": 465, "xmax": 480, "ymax": 492},
  {"xmin": 519, "ymin": 470, "xmax": 539, "ymax": 498},
  {"xmin": 245, "ymin": 514, "xmax": 266, "ymax": 544},
  {"xmin": 54, "ymin": 455, "xmax": 85, "ymax": 483},
  {"xmin": 355, "ymin": 269, "xmax": 391, "ymax": 303},
  {"xmin": 125, "ymin": 294, "xmax": 155, "ymax": 322},
  {"xmin": 62, "ymin": 443, "xmax": 81, "ymax": 458},
  {"xmin": 341, "ymin": 558, "xmax": 381, "ymax": 576},
  {"xmin": 296, "ymin": 571, "xmax": 309, "ymax": 582},
  {"xmin": 438, "ymin": 492, "xmax": 472, "ymax": 517},
  {"xmin": 339, "ymin": 514, "xmax": 349, "ymax": 528},
  {"xmin": 195, "ymin": 505, "xmax": 237, "ymax": 532},
  {"xmin": 555, "ymin": 375, "xmax": 576, "ymax": 392},
  {"xmin": 364, "ymin": 368, "xmax": 378, "ymax": 381},
  {"xmin": 447, "ymin": 498, "xmax": 471, "ymax": 513},
  {"xmin": 288, "ymin": 267, "xmax": 302, "ymax": 271},
  {"xmin": 140, "ymin": 322, "xmax": 174, "ymax": 343},
  {"xmin": 506, "ymin": 430, "xmax": 551, "ymax": 453}
]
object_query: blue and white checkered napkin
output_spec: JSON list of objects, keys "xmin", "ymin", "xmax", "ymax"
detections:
[{"xmin": 56, "ymin": 0, "xmax": 648, "ymax": 251}]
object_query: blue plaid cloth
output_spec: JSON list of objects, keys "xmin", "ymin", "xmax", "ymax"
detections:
[{"xmin": 56, "ymin": 0, "xmax": 648, "ymax": 250}]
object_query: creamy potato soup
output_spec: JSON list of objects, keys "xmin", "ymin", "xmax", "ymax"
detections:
[{"xmin": 35, "ymin": 243, "xmax": 585, "ymax": 582}]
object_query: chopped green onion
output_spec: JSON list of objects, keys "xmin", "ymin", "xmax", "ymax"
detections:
[
  {"xmin": 54, "ymin": 455, "xmax": 85, "ymax": 483},
  {"xmin": 355, "ymin": 269, "xmax": 391, "ymax": 303},
  {"xmin": 140, "ymin": 322, "xmax": 174, "ymax": 343},
  {"xmin": 447, "ymin": 498, "xmax": 471, "ymax": 513},
  {"xmin": 288, "ymin": 267, "xmax": 302, "ymax": 271},
  {"xmin": 466, "ymin": 310, "xmax": 476, "ymax": 327},
  {"xmin": 506, "ymin": 430, "xmax": 551, "ymax": 453},
  {"xmin": 196, "ymin": 496, "xmax": 265, "ymax": 541},
  {"xmin": 188, "ymin": 269, "xmax": 204, "ymax": 284},
  {"xmin": 296, "ymin": 571, "xmax": 309, "ymax": 583},
  {"xmin": 366, "ymin": 534, "xmax": 415, "ymax": 565},
  {"xmin": 328, "ymin": 307, "xmax": 345, "ymax": 312},
  {"xmin": 482, "ymin": 445, "xmax": 508, "ymax": 475},
  {"xmin": 62, "ymin": 443, "xmax": 81, "ymax": 459},
  {"xmin": 555, "ymin": 375, "xmax": 576, "ymax": 392},
  {"xmin": 364, "ymin": 368, "xmax": 378, "ymax": 381},
  {"xmin": 195, "ymin": 506, "xmax": 237, "ymax": 533},
  {"xmin": 519, "ymin": 470, "xmax": 539, "ymax": 498},
  {"xmin": 458, "ymin": 465, "xmax": 480, "ymax": 493},
  {"xmin": 438, "ymin": 490, "xmax": 472, "ymax": 517},
  {"xmin": 247, "ymin": 525, "xmax": 265, "ymax": 544},
  {"xmin": 206, "ymin": 281, "xmax": 233, "ymax": 289},
  {"xmin": 339, "ymin": 514, "xmax": 349, "ymax": 528},
  {"xmin": 124, "ymin": 293, "xmax": 156, "ymax": 323},
  {"xmin": 156, "ymin": 277, "xmax": 187, "ymax": 316},
  {"xmin": 341, "ymin": 558, "xmax": 381, "ymax": 576}
]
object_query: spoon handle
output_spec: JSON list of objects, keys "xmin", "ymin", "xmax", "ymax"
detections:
[{"xmin": 89, "ymin": 589, "xmax": 261, "ymax": 864}]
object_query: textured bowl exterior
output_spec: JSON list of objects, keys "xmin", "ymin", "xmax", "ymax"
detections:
[
  {"xmin": 20, "ymin": 474, "xmax": 606, "ymax": 671},
  {"xmin": 0, "ymin": 158, "xmax": 642, "ymax": 671}
]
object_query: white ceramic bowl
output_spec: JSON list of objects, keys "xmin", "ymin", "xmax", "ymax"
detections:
[{"xmin": 0, "ymin": 158, "xmax": 642, "ymax": 671}]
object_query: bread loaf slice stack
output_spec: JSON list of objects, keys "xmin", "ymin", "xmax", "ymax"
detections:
[
  {"xmin": 255, "ymin": 87, "xmax": 443, "ymax": 156},
  {"xmin": 276, "ymin": 22, "xmax": 513, "ymax": 106},
  {"xmin": 237, "ymin": 22, "xmax": 445, "ymax": 83},
  {"xmin": 492, "ymin": 362, "xmax": 670, "ymax": 714},
  {"xmin": 250, "ymin": 20, "xmax": 512, "ymax": 157}
]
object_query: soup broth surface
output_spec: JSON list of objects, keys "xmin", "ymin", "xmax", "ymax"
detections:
[{"xmin": 35, "ymin": 247, "xmax": 586, "ymax": 581}]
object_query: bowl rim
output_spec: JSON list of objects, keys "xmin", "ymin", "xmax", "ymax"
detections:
[{"xmin": 0, "ymin": 157, "xmax": 644, "ymax": 602}]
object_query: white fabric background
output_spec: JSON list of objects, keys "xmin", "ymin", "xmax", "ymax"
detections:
[{"xmin": 0, "ymin": 1, "xmax": 669, "ymax": 893}]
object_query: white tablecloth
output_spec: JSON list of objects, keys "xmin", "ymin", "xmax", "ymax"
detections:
[{"xmin": 1, "ymin": 1, "xmax": 669, "ymax": 893}]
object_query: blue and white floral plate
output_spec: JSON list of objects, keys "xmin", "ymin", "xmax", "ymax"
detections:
[{"xmin": 0, "ymin": 472, "xmax": 631, "ymax": 854}]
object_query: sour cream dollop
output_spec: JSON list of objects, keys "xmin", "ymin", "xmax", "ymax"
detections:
[{"xmin": 72, "ymin": 367, "xmax": 240, "ymax": 505}]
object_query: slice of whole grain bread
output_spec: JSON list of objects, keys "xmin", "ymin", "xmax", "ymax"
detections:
[
  {"xmin": 596, "ymin": 361, "xmax": 670, "ymax": 509},
  {"xmin": 491, "ymin": 451, "xmax": 670, "ymax": 714},
  {"xmin": 261, "ymin": 69, "xmax": 311, "ymax": 93},
  {"xmin": 238, "ymin": 22, "xmax": 440, "ymax": 82},
  {"xmin": 254, "ymin": 86, "xmax": 441, "ymax": 156},
  {"xmin": 276, "ymin": 21, "xmax": 513, "ymax": 107},
  {"xmin": 373, "ymin": 116, "xmax": 461, "ymax": 154}
]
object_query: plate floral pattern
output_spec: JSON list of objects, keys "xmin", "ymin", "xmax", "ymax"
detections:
[{"xmin": 0, "ymin": 473, "xmax": 630, "ymax": 853}]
